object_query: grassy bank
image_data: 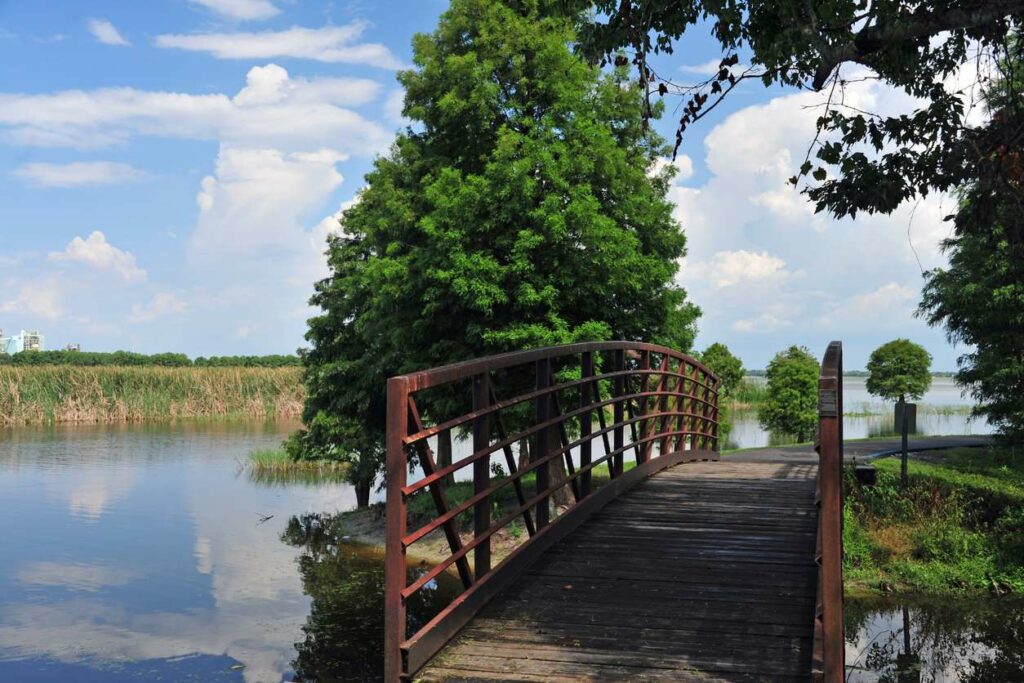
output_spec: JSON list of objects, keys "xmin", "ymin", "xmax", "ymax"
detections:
[
  {"xmin": 844, "ymin": 446, "xmax": 1024, "ymax": 597},
  {"xmin": 0, "ymin": 365, "xmax": 304, "ymax": 425}
]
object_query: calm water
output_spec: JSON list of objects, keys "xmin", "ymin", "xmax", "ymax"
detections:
[
  {"xmin": 727, "ymin": 376, "xmax": 994, "ymax": 449},
  {"xmin": 0, "ymin": 422, "xmax": 459, "ymax": 682},
  {"xmin": 845, "ymin": 598, "xmax": 1024, "ymax": 682}
]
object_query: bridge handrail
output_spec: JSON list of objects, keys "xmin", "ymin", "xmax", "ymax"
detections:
[
  {"xmin": 813, "ymin": 341, "xmax": 845, "ymax": 681},
  {"xmin": 384, "ymin": 341, "xmax": 719, "ymax": 681}
]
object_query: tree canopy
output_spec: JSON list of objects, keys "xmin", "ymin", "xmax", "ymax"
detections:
[
  {"xmin": 570, "ymin": 1, "xmax": 1023, "ymax": 219},
  {"xmin": 866, "ymin": 338, "xmax": 933, "ymax": 402},
  {"xmin": 758, "ymin": 345, "xmax": 820, "ymax": 442},
  {"xmin": 699, "ymin": 342, "xmax": 744, "ymax": 396},
  {"xmin": 291, "ymin": 0, "xmax": 700, "ymax": 504}
]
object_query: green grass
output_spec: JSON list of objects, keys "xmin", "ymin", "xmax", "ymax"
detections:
[
  {"xmin": 0, "ymin": 365, "xmax": 304, "ymax": 425},
  {"xmin": 844, "ymin": 446, "xmax": 1024, "ymax": 597}
]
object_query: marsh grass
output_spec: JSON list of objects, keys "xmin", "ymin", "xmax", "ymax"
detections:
[
  {"xmin": 246, "ymin": 448, "xmax": 349, "ymax": 486},
  {"xmin": 0, "ymin": 365, "xmax": 303, "ymax": 425},
  {"xmin": 844, "ymin": 446, "xmax": 1024, "ymax": 596}
]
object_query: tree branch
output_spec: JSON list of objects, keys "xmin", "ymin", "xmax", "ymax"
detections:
[{"xmin": 812, "ymin": 0, "xmax": 1024, "ymax": 89}]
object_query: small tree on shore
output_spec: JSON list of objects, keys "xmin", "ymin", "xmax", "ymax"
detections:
[
  {"xmin": 758, "ymin": 346, "xmax": 819, "ymax": 443},
  {"xmin": 866, "ymin": 339, "xmax": 933, "ymax": 404},
  {"xmin": 699, "ymin": 342, "xmax": 744, "ymax": 397}
]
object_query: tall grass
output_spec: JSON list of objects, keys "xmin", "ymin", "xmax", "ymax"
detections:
[
  {"xmin": 0, "ymin": 365, "xmax": 304, "ymax": 426},
  {"xmin": 246, "ymin": 448, "xmax": 348, "ymax": 486}
]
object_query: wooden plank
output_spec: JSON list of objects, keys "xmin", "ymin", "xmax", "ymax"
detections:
[{"xmin": 418, "ymin": 458, "xmax": 820, "ymax": 681}]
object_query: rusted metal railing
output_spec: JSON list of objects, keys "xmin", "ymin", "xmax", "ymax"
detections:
[
  {"xmin": 384, "ymin": 341, "xmax": 719, "ymax": 681},
  {"xmin": 812, "ymin": 341, "xmax": 845, "ymax": 682}
]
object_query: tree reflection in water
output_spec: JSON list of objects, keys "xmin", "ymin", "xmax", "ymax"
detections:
[
  {"xmin": 281, "ymin": 513, "xmax": 461, "ymax": 682},
  {"xmin": 844, "ymin": 598, "xmax": 1024, "ymax": 682}
]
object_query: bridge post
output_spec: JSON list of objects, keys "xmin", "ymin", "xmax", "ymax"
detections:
[
  {"xmin": 384, "ymin": 376, "xmax": 409, "ymax": 683},
  {"xmin": 473, "ymin": 372, "xmax": 492, "ymax": 575},
  {"xmin": 814, "ymin": 341, "xmax": 845, "ymax": 682}
]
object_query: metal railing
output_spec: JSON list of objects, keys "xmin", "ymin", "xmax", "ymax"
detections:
[
  {"xmin": 383, "ymin": 341, "xmax": 719, "ymax": 681},
  {"xmin": 812, "ymin": 340, "xmax": 845, "ymax": 681}
]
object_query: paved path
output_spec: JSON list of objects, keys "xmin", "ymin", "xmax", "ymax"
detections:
[{"xmin": 725, "ymin": 434, "xmax": 991, "ymax": 464}]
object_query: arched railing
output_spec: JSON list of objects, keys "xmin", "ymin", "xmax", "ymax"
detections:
[
  {"xmin": 813, "ymin": 341, "xmax": 845, "ymax": 682},
  {"xmin": 384, "ymin": 341, "xmax": 720, "ymax": 681}
]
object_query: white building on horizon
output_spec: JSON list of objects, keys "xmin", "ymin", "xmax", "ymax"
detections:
[{"xmin": 0, "ymin": 329, "xmax": 45, "ymax": 354}]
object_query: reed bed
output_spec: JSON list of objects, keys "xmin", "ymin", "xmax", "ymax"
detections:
[
  {"xmin": 246, "ymin": 448, "xmax": 349, "ymax": 486},
  {"xmin": 0, "ymin": 366, "xmax": 304, "ymax": 426}
]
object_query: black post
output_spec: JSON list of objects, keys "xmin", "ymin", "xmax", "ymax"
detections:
[{"xmin": 899, "ymin": 397, "xmax": 909, "ymax": 487}]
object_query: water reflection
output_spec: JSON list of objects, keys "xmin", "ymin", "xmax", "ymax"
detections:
[
  {"xmin": 726, "ymin": 377, "xmax": 992, "ymax": 449},
  {"xmin": 281, "ymin": 513, "xmax": 460, "ymax": 682},
  {"xmin": 845, "ymin": 598, "xmax": 1024, "ymax": 682}
]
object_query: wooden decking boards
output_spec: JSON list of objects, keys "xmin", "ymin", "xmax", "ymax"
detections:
[{"xmin": 418, "ymin": 460, "xmax": 820, "ymax": 682}]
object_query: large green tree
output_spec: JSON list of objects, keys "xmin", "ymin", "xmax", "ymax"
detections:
[
  {"xmin": 919, "ymin": 37, "xmax": 1024, "ymax": 442},
  {"xmin": 292, "ymin": 0, "xmax": 700, "ymax": 505},
  {"xmin": 758, "ymin": 345, "xmax": 820, "ymax": 443}
]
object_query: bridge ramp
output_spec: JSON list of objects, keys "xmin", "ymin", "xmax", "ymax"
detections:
[{"xmin": 419, "ymin": 460, "xmax": 819, "ymax": 682}]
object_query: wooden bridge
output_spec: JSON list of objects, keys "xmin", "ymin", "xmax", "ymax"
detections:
[{"xmin": 385, "ymin": 342, "xmax": 845, "ymax": 682}]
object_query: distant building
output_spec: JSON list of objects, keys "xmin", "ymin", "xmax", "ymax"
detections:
[
  {"xmin": 65, "ymin": 343, "xmax": 81, "ymax": 352},
  {"xmin": 0, "ymin": 329, "xmax": 45, "ymax": 354}
]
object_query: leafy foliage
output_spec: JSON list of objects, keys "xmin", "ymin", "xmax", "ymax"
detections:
[
  {"xmin": 292, "ymin": 0, "xmax": 700, "ymax": 504},
  {"xmin": 757, "ymin": 345, "xmax": 819, "ymax": 442},
  {"xmin": 699, "ymin": 342, "xmax": 744, "ymax": 396},
  {"xmin": 918, "ymin": 38, "xmax": 1024, "ymax": 443},
  {"xmin": 866, "ymin": 338, "xmax": 933, "ymax": 403},
  {"xmin": 0, "ymin": 350, "xmax": 299, "ymax": 367},
  {"xmin": 570, "ymin": 1, "xmax": 1024, "ymax": 218}
]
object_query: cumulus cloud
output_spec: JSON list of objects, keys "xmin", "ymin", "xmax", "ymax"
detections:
[
  {"xmin": 86, "ymin": 19, "xmax": 129, "ymax": 46},
  {"xmin": 14, "ymin": 161, "xmax": 147, "ymax": 187},
  {"xmin": 0, "ymin": 278, "xmax": 65, "ymax": 321},
  {"xmin": 129, "ymin": 293, "xmax": 187, "ymax": 323},
  {"xmin": 672, "ymin": 71, "xmax": 955, "ymax": 368},
  {"xmin": 49, "ymin": 231, "xmax": 146, "ymax": 283},
  {"xmin": 188, "ymin": 0, "xmax": 279, "ymax": 21},
  {"xmin": 0, "ymin": 64, "xmax": 389, "ymax": 154},
  {"xmin": 155, "ymin": 22, "xmax": 403, "ymax": 69},
  {"xmin": 678, "ymin": 59, "xmax": 749, "ymax": 76}
]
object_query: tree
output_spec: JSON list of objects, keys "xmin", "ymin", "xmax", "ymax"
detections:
[
  {"xmin": 570, "ymin": 2, "xmax": 1023, "ymax": 220},
  {"xmin": 291, "ymin": 0, "xmax": 701, "ymax": 505},
  {"xmin": 699, "ymin": 342, "xmax": 744, "ymax": 396},
  {"xmin": 758, "ymin": 345, "xmax": 820, "ymax": 443},
  {"xmin": 866, "ymin": 339, "xmax": 932, "ymax": 403},
  {"xmin": 919, "ymin": 39, "xmax": 1024, "ymax": 444}
]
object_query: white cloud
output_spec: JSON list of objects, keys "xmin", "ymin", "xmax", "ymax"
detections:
[
  {"xmin": 154, "ymin": 23, "xmax": 403, "ymax": 69},
  {"xmin": 49, "ymin": 231, "xmax": 146, "ymax": 283},
  {"xmin": 0, "ymin": 278, "xmax": 65, "ymax": 321},
  {"xmin": 678, "ymin": 59, "xmax": 749, "ymax": 77},
  {"xmin": 129, "ymin": 293, "xmax": 187, "ymax": 323},
  {"xmin": 14, "ymin": 161, "xmax": 147, "ymax": 187},
  {"xmin": 189, "ymin": 0, "xmax": 280, "ymax": 21},
  {"xmin": 650, "ymin": 154, "xmax": 694, "ymax": 182},
  {"xmin": 732, "ymin": 313, "xmax": 791, "ymax": 333},
  {"xmin": 0, "ymin": 64, "xmax": 389, "ymax": 154},
  {"xmin": 86, "ymin": 19, "xmax": 129, "ymax": 46},
  {"xmin": 685, "ymin": 250, "xmax": 791, "ymax": 289}
]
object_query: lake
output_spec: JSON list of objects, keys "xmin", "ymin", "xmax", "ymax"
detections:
[
  {"xmin": 0, "ymin": 422, "xmax": 459, "ymax": 682},
  {"xmin": 726, "ymin": 376, "xmax": 993, "ymax": 450},
  {"xmin": 845, "ymin": 597, "xmax": 1024, "ymax": 681}
]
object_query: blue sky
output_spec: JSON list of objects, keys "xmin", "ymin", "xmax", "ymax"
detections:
[{"xmin": 0, "ymin": 0, "xmax": 962, "ymax": 370}]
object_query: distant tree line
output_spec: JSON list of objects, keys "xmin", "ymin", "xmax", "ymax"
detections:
[{"xmin": 0, "ymin": 350, "xmax": 300, "ymax": 367}]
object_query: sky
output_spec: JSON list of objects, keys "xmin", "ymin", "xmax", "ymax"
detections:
[{"xmin": 0, "ymin": 0, "xmax": 965, "ymax": 370}]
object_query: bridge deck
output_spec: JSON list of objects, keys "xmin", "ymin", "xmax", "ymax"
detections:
[{"xmin": 419, "ymin": 460, "xmax": 820, "ymax": 682}]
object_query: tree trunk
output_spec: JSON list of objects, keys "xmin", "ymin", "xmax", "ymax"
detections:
[{"xmin": 354, "ymin": 478, "xmax": 371, "ymax": 508}]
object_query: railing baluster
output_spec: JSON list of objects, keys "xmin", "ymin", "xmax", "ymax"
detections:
[
  {"xmin": 534, "ymin": 358, "xmax": 552, "ymax": 528},
  {"xmin": 438, "ymin": 428, "xmax": 454, "ymax": 489},
  {"xmin": 488, "ymin": 384, "xmax": 536, "ymax": 537},
  {"xmin": 612, "ymin": 349, "xmax": 625, "ymax": 477},
  {"xmin": 472, "ymin": 372, "xmax": 491, "ymax": 575},
  {"xmin": 580, "ymin": 351, "xmax": 594, "ymax": 498},
  {"xmin": 688, "ymin": 364, "xmax": 701, "ymax": 450},
  {"xmin": 384, "ymin": 377, "xmax": 409, "ymax": 683}
]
